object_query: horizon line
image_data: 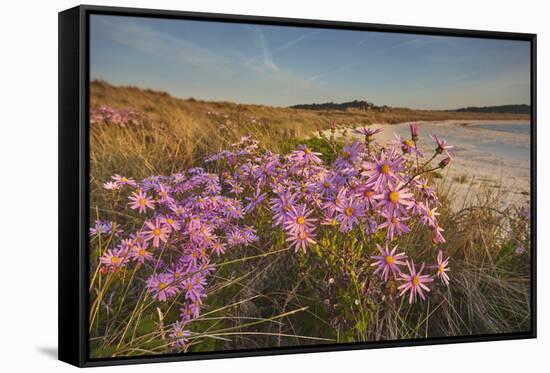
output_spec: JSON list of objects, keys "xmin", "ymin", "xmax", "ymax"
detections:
[{"xmin": 90, "ymin": 79, "xmax": 530, "ymax": 112}]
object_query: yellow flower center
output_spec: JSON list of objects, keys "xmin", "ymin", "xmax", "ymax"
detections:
[
  {"xmin": 139, "ymin": 198, "xmax": 146, "ymax": 206},
  {"xmin": 174, "ymin": 272, "xmax": 180, "ymax": 278},
  {"xmin": 153, "ymin": 228, "xmax": 161, "ymax": 236},
  {"xmin": 342, "ymin": 151, "xmax": 351, "ymax": 160},
  {"xmin": 187, "ymin": 283, "xmax": 193, "ymax": 290},
  {"xmin": 296, "ymin": 216, "xmax": 305, "ymax": 225},
  {"xmin": 391, "ymin": 217, "xmax": 398, "ymax": 224},
  {"xmin": 283, "ymin": 205, "xmax": 291, "ymax": 212},
  {"xmin": 404, "ymin": 140, "xmax": 414, "ymax": 147},
  {"xmin": 121, "ymin": 177, "xmax": 128, "ymax": 182},
  {"xmin": 176, "ymin": 331, "xmax": 183, "ymax": 337},
  {"xmin": 380, "ymin": 164, "xmax": 390, "ymax": 174},
  {"xmin": 298, "ymin": 231, "xmax": 307, "ymax": 240},
  {"xmin": 428, "ymin": 210, "xmax": 433, "ymax": 217},
  {"xmin": 159, "ymin": 282, "xmax": 167, "ymax": 290},
  {"xmin": 167, "ymin": 218, "xmax": 174, "ymax": 225},
  {"xmin": 388, "ymin": 191, "xmax": 399, "ymax": 203},
  {"xmin": 412, "ymin": 276, "xmax": 420, "ymax": 286},
  {"xmin": 304, "ymin": 147, "xmax": 311, "ymax": 154},
  {"xmin": 364, "ymin": 190, "xmax": 374, "ymax": 198},
  {"xmin": 345, "ymin": 207, "xmax": 354, "ymax": 217},
  {"xmin": 323, "ymin": 181, "xmax": 331, "ymax": 188},
  {"xmin": 111, "ymin": 256, "xmax": 119, "ymax": 264},
  {"xmin": 138, "ymin": 249, "xmax": 146, "ymax": 256},
  {"xmin": 385, "ymin": 255, "xmax": 394, "ymax": 265},
  {"xmin": 439, "ymin": 264, "xmax": 445, "ymax": 273}
]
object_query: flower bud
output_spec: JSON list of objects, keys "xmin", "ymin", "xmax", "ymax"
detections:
[
  {"xmin": 439, "ymin": 157, "xmax": 451, "ymax": 168},
  {"xmin": 410, "ymin": 123, "xmax": 419, "ymax": 141}
]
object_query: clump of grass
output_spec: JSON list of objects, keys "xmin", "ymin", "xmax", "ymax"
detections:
[{"xmin": 453, "ymin": 174, "xmax": 469, "ymax": 184}]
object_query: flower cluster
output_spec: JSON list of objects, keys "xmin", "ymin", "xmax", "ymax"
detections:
[
  {"xmin": 95, "ymin": 167, "xmax": 258, "ymax": 348},
  {"xmin": 206, "ymin": 124, "xmax": 452, "ymax": 303},
  {"xmin": 93, "ymin": 123, "xmax": 455, "ymax": 352},
  {"xmin": 90, "ymin": 105, "xmax": 142, "ymax": 126}
]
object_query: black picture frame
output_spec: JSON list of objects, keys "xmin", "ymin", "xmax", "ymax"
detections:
[{"xmin": 59, "ymin": 4, "xmax": 537, "ymax": 367}]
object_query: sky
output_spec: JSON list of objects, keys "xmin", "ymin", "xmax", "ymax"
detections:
[{"xmin": 90, "ymin": 15, "xmax": 531, "ymax": 109}]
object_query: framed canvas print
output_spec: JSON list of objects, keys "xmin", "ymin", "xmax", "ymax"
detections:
[{"xmin": 58, "ymin": 5, "xmax": 537, "ymax": 367}]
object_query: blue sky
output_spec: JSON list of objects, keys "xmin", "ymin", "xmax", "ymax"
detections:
[{"xmin": 90, "ymin": 15, "xmax": 530, "ymax": 109}]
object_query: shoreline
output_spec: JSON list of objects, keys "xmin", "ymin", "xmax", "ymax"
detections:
[{"xmin": 330, "ymin": 120, "xmax": 531, "ymax": 210}]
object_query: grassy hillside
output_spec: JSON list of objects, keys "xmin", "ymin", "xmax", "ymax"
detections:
[{"xmin": 90, "ymin": 80, "xmax": 528, "ymax": 182}]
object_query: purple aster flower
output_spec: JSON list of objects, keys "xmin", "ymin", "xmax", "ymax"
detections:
[
  {"xmin": 112, "ymin": 174, "xmax": 136, "ymax": 187},
  {"xmin": 226, "ymin": 229, "xmax": 246, "ymax": 247},
  {"xmin": 321, "ymin": 187, "xmax": 347, "ymax": 218},
  {"xmin": 166, "ymin": 264, "xmax": 187, "ymax": 287},
  {"xmin": 419, "ymin": 204, "xmax": 440, "ymax": 227},
  {"xmin": 90, "ymin": 220, "xmax": 110, "ymax": 236},
  {"xmin": 334, "ymin": 197, "xmax": 365, "ymax": 232},
  {"xmin": 352, "ymin": 127, "xmax": 382, "ymax": 143},
  {"xmin": 143, "ymin": 217, "xmax": 170, "ymax": 248},
  {"xmin": 393, "ymin": 133, "xmax": 423, "ymax": 157},
  {"xmin": 377, "ymin": 211, "xmax": 410, "ymax": 241},
  {"xmin": 182, "ymin": 275, "xmax": 206, "ymax": 302},
  {"xmin": 432, "ymin": 223, "xmax": 446, "ymax": 244},
  {"xmin": 370, "ymin": 243, "xmax": 407, "ymax": 281},
  {"xmin": 128, "ymin": 190, "xmax": 155, "ymax": 214},
  {"xmin": 99, "ymin": 248, "xmax": 128, "ymax": 269},
  {"xmin": 431, "ymin": 134, "xmax": 454, "ymax": 158},
  {"xmin": 245, "ymin": 189, "xmax": 267, "ymax": 213},
  {"xmin": 435, "ymin": 250, "xmax": 450, "ymax": 286},
  {"xmin": 180, "ymin": 300, "xmax": 201, "ymax": 321},
  {"xmin": 284, "ymin": 204, "xmax": 316, "ymax": 234},
  {"xmin": 129, "ymin": 244, "xmax": 154, "ymax": 264},
  {"xmin": 270, "ymin": 192, "xmax": 297, "ymax": 226},
  {"xmin": 374, "ymin": 184, "xmax": 414, "ymax": 217},
  {"xmin": 161, "ymin": 216, "xmax": 181, "ymax": 232},
  {"xmin": 286, "ymin": 228, "xmax": 316, "ymax": 253},
  {"xmin": 242, "ymin": 225, "xmax": 259, "ymax": 244},
  {"xmin": 289, "ymin": 145, "xmax": 323, "ymax": 167},
  {"xmin": 315, "ymin": 176, "xmax": 336, "ymax": 197},
  {"xmin": 398, "ymin": 261, "xmax": 433, "ymax": 304},
  {"xmin": 515, "ymin": 245, "xmax": 527, "ymax": 255},
  {"xmin": 227, "ymin": 179, "xmax": 244, "ymax": 195},
  {"xmin": 170, "ymin": 320, "xmax": 190, "ymax": 347},
  {"xmin": 211, "ymin": 241, "xmax": 227, "ymax": 255},
  {"xmin": 146, "ymin": 273, "xmax": 178, "ymax": 302},
  {"xmin": 364, "ymin": 149, "xmax": 405, "ymax": 191},
  {"xmin": 355, "ymin": 184, "xmax": 378, "ymax": 210},
  {"xmin": 103, "ymin": 181, "xmax": 120, "ymax": 191},
  {"xmin": 415, "ymin": 178, "xmax": 438, "ymax": 202},
  {"xmin": 334, "ymin": 141, "xmax": 364, "ymax": 170}
]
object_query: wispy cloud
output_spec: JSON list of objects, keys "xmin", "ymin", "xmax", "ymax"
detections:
[
  {"xmin": 94, "ymin": 16, "xmax": 226, "ymax": 68},
  {"xmin": 307, "ymin": 62, "xmax": 359, "ymax": 82},
  {"xmin": 278, "ymin": 30, "xmax": 320, "ymax": 51},
  {"xmin": 244, "ymin": 26, "xmax": 279, "ymax": 73}
]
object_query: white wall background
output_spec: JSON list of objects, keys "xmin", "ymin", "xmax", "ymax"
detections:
[{"xmin": 0, "ymin": 0, "xmax": 546, "ymax": 371}]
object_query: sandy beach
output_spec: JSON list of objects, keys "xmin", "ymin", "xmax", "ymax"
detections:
[{"xmin": 346, "ymin": 119, "xmax": 531, "ymax": 210}]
